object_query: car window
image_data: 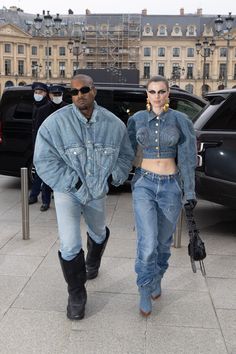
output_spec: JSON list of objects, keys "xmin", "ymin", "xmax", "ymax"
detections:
[
  {"xmin": 170, "ymin": 98, "xmax": 203, "ymax": 120},
  {"xmin": 204, "ymin": 96, "xmax": 236, "ymax": 131}
]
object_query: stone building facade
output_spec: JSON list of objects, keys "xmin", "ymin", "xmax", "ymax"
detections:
[{"xmin": 0, "ymin": 6, "xmax": 236, "ymax": 96}]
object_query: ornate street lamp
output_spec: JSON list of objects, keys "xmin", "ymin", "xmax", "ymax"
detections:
[
  {"xmin": 31, "ymin": 11, "xmax": 62, "ymax": 82},
  {"xmin": 68, "ymin": 22, "xmax": 87, "ymax": 75},
  {"xmin": 214, "ymin": 12, "xmax": 234, "ymax": 88},
  {"xmin": 195, "ymin": 37, "xmax": 216, "ymax": 96}
]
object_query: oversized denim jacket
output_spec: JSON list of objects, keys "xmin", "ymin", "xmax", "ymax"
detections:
[
  {"xmin": 34, "ymin": 102, "xmax": 134, "ymax": 204},
  {"xmin": 127, "ymin": 108, "xmax": 197, "ymax": 202}
]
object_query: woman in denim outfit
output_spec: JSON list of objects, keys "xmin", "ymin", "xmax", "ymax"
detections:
[{"xmin": 127, "ymin": 75, "xmax": 197, "ymax": 316}]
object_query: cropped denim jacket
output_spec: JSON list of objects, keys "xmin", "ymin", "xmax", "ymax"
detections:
[
  {"xmin": 34, "ymin": 102, "xmax": 134, "ymax": 204},
  {"xmin": 127, "ymin": 108, "xmax": 197, "ymax": 202}
]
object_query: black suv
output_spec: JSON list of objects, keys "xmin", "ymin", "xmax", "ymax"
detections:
[
  {"xmin": 194, "ymin": 89, "xmax": 236, "ymax": 208},
  {"xmin": 0, "ymin": 84, "xmax": 206, "ymax": 182}
]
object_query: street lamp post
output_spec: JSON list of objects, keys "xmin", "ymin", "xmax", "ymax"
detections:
[
  {"xmin": 32, "ymin": 11, "xmax": 62, "ymax": 82},
  {"xmin": 195, "ymin": 37, "xmax": 216, "ymax": 96},
  {"xmin": 214, "ymin": 12, "xmax": 234, "ymax": 88},
  {"xmin": 31, "ymin": 63, "xmax": 42, "ymax": 79},
  {"xmin": 68, "ymin": 23, "xmax": 87, "ymax": 75}
]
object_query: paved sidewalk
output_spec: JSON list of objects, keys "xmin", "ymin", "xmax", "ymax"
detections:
[{"xmin": 0, "ymin": 175, "xmax": 235, "ymax": 354}]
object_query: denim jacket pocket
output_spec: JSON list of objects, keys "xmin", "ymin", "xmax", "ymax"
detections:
[
  {"xmin": 65, "ymin": 146, "xmax": 86, "ymax": 171},
  {"xmin": 94, "ymin": 145, "xmax": 116, "ymax": 172}
]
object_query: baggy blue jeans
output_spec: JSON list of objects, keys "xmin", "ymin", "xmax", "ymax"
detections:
[
  {"xmin": 132, "ymin": 167, "xmax": 182, "ymax": 290},
  {"xmin": 54, "ymin": 192, "xmax": 107, "ymax": 261}
]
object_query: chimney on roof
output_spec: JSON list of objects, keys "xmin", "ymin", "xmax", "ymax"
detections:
[
  {"xmin": 142, "ymin": 9, "xmax": 147, "ymax": 15},
  {"xmin": 197, "ymin": 8, "xmax": 202, "ymax": 15},
  {"xmin": 180, "ymin": 8, "xmax": 184, "ymax": 15},
  {"xmin": 42, "ymin": 10, "xmax": 45, "ymax": 15},
  {"xmin": 86, "ymin": 9, "xmax": 91, "ymax": 15}
]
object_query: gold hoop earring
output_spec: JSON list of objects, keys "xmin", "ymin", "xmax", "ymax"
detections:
[
  {"xmin": 163, "ymin": 98, "xmax": 169, "ymax": 112},
  {"xmin": 146, "ymin": 97, "xmax": 151, "ymax": 112}
]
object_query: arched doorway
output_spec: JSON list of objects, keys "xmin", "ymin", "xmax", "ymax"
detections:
[{"xmin": 5, "ymin": 81, "xmax": 14, "ymax": 87}]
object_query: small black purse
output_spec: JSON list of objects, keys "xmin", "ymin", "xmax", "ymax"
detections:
[{"xmin": 184, "ymin": 204, "xmax": 206, "ymax": 276}]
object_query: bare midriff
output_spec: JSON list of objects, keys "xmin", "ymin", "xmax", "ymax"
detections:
[{"xmin": 141, "ymin": 158, "xmax": 177, "ymax": 175}]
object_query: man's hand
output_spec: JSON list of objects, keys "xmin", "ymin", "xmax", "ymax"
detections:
[{"xmin": 185, "ymin": 199, "xmax": 197, "ymax": 210}]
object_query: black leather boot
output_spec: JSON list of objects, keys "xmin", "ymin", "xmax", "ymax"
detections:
[
  {"xmin": 58, "ymin": 250, "xmax": 87, "ymax": 320},
  {"xmin": 86, "ymin": 227, "xmax": 110, "ymax": 280}
]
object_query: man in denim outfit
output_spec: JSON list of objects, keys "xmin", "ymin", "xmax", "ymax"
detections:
[{"xmin": 34, "ymin": 74, "xmax": 134, "ymax": 320}]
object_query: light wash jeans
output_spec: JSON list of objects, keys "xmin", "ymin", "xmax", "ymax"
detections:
[
  {"xmin": 54, "ymin": 192, "xmax": 107, "ymax": 261},
  {"xmin": 132, "ymin": 167, "xmax": 182, "ymax": 289}
]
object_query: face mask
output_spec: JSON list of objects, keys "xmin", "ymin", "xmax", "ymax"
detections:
[
  {"xmin": 52, "ymin": 96, "xmax": 63, "ymax": 105},
  {"xmin": 34, "ymin": 94, "xmax": 44, "ymax": 102}
]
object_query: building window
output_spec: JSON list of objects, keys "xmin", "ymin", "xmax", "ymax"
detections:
[
  {"xmin": 101, "ymin": 62, "xmax": 107, "ymax": 69},
  {"xmin": 158, "ymin": 47, "xmax": 165, "ymax": 57},
  {"xmin": 219, "ymin": 63, "xmax": 226, "ymax": 80},
  {"xmin": 185, "ymin": 83, "xmax": 194, "ymax": 93},
  {"xmin": 186, "ymin": 63, "xmax": 194, "ymax": 79},
  {"xmin": 59, "ymin": 47, "xmax": 66, "ymax": 56},
  {"xmin": 159, "ymin": 25, "xmax": 167, "ymax": 36},
  {"xmin": 188, "ymin": 26, "xmax": 195, "ymax": 36},
  {"xmin": 220, "ymin": 48, "xmax": 227, "ymax": 57},
  {"xmin": 73, "ymin": 62, "xmax": 79, "ymax": 75},
  {"xmin": 172, "ymin": 48, "xmax": 180, "ymax": 57},
  {"xmin": 18, "ymin": 45, "xmax": 24, "ymax": 54},
  {"xmin": 234, "ymin": 64, "xmax": 236, "ymax": 79},
  {"xmin": 4, "ymin": 43, "xmax": 11, "ymax": 53},
  {"xmin": 144, "ymin": 47, "xmax": 151, "ymax": 57},
  {"xmin": 5, "ymin": 59, "xmax": 11, "ymax": 75},
  {"xmin": 45, "ymin": 47, "xmax": 52, "ymax": 56},
  {"xmin": 129, "ymin": 62, "xmax": 136, "ymax": 69},
  {"xmin": 18, "ymin": 60, "xmax": 24, "ymax": 75},
  {"xmin": 86, "ymin": 62, "xmax": 94, "ymax": 69},
  {"xmin": 31, "ymin": 46, "xmax": 37, "ymax": 55},
  {"xmin": 59, "ymin": 61, "xmax": 65, "ymax": 77},
  {"xmin": 157, "ymin": 63, "xmax": 164, "ymax": 76},
  {"xmin": 144, "ymin": 62, "xmax": 150, "ymax": 79},
  {"xmin": 32, "ymin": 61, "xmax": 38, "ymax": 77},
  {"xmin": 187, "ymin": 48, "xmax": 194, "ymax": 57}
]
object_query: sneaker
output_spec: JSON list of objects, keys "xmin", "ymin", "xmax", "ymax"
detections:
[
  {"xmin": 40, "ymin": 204, "xmax": 50, "ymax": 212},
  {"xmin": 28, "ymin": 196, "xmax": 38, "ymax": 204}
]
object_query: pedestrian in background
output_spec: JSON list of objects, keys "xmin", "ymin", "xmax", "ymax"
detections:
[
  {"xmin": 33, "ymin": 85, "xmax": 68, "ymax": 211},
  {"xmin": 34, "ymin": 74, "xmax": 134, "ymax": 320},
  {"xmin": 28, "ymin": 82, "xmax": 49, "ymax": 206},
  {"xmin": 127, "ymin": 75, "xmax": 197, "ymax": 317}
]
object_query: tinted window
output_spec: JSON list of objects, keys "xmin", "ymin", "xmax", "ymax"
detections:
[
  {"xmin": 170, "ymin": 97, "xmax": 203, "ymax": 120},
  {"xmin": 0, "ymin": 91, "xmax": 33, "ymax": 121},
  {"xmin": 113, "ymin": 91, "xmax": 146, "ymax": 124},
  {"xmin": 204, "ymin": 96, "xmax": 236, "ymax": 130}
]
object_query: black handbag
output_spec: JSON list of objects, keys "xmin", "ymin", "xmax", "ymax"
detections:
[{"xmin": 184, "ymin": 204, "xmax": 206, "ymax": 276}]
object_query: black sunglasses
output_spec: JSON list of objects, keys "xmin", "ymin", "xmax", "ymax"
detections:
[
  {"xmin": 70, "ymin": 86, "xmax": 92, "ymax": 96},
  {"xmin": 147, "ymin": 89, "xmax": 167, "ymax": 95}
]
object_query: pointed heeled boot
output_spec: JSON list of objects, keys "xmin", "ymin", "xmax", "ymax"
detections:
[
  {"xmin": 151, "ymin": 281, "xmax": 161, "ymax": 300},
  {"xmin": 139, "ymin": 286, "xmax": 152, "ymax": 317}
]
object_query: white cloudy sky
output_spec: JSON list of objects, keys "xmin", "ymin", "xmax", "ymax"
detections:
[{"xmin": 1, "ymin": 0, "xmax": 236, "ymax": 15}]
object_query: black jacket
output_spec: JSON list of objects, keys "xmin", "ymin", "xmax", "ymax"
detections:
[{"xmin": 33, "ymin": 100, "xmax": 68, "ymax": 144}]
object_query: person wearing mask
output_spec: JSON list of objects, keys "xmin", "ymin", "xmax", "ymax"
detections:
[
  {"xmin": 34, "ymin": 74, "xmax": 134, "ymax": 320},
  {"xmin": 33, "ymin": 85, "xmax": 68, "ymax": 211},
  {"xmin": 28, "ymin": 82, "xmax": 49, "ymax": 205},
  {"xmin": 127, "ymin": 75, "xmax": 197, "ymax": 317}
]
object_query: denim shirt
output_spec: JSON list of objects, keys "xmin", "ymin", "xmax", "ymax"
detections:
[
  {"xmin": 34, "ymin": 102, "xmax": 134, "ymax": 204},
  {"xmin": 127, "ymin": 108, "xmax": 197, "ymax": 201}
]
